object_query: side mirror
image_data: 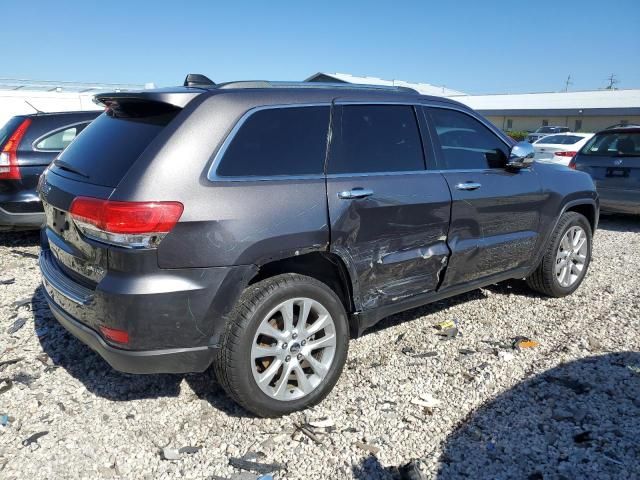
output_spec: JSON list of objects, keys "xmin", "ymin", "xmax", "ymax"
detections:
[{"xmin": 507, "ymin": 141, "xmax": 535, "ymax": 169}]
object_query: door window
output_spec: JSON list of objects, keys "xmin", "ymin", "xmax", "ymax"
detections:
[
  {"xmin": 216, "ymin": 106, "xmax": 329, "ymax": 177},
  {"xmin": 35, "ymin": 123, "xmax": 88, "ymax": 151},
  {"xmin": 328, "ymin": 105, "xmax": 425, "ymax": 174},
  {"xmin": 427, "ymin": 108, "xmax": 509, "ymax": 169}
]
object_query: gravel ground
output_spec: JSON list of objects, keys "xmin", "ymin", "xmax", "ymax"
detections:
[{"xmin": 0, "ymin": 215, "xmax": 639, "ymax": 480}]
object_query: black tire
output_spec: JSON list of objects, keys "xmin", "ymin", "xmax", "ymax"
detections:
[
  {"xmin": 526, "ymin": 211, "xmax": 592, "ymax": 297},
  {"xmin": 213, "ymin": 273, "xmax": 349, "ymax": 417}
]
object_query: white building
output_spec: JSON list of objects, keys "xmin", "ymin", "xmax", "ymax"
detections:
[
  {"xmin": 305, "ymin": 72, "xmax": 640, "ymax": 133},
  {"xmin": 453, "ymin": 89, "xmax": 640, "ymax": 133},
  {"xmin": 0, "ymin": 78, "xmax": 152, "ymax": 127},
  {"xmin": 305, "ymin": 72, "xmax": 466, "ymax": 97}
]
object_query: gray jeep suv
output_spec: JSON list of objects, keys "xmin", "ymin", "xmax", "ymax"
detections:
[{"xmin": 38, "ymin": 78, "xmax": 598, "ymax": 417}]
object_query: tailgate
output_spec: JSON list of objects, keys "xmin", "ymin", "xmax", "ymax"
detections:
[
  {"xmin": 40, "ymin": 170, "xmax": 114, "ymax": 286},
  {"xmin": 575, "ymin": 154, "xmax": 640, "ymax": 191}
]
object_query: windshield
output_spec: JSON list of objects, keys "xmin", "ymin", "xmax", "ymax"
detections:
[
  {"xmin": 536, "ymin": 127, "xmax": 564, "ymax": 134},
  {"xmin": 536, "ymin": 135, "xmax": 585, "ymax": 145},
  {"xmin": 580, "ymin": 132, "xmax": 640, "ymax": 157}
]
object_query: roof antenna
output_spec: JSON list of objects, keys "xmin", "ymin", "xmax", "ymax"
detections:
[
  {"xmin": 183, "ymin": 74, "xmax": 216, "ymax": 88},
  {"xmin": 24, "ymin": 100, "xmax": 44, "ymax": 114}
]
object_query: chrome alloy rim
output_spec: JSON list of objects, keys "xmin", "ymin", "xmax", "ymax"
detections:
[
  {"xmin": 250, "ymin": 297, "xmax": 337, "ymax": 401},
  {"xmin": 556, "ymin": 226, "xmax": 588, "ymax": 288}
]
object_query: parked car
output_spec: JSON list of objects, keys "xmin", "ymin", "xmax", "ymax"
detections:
[
  {"xmin": 533, "ymin": 133, "xmax": 594, "ymax": 165},
  {"xmin": 37, "ymin": 78, "xmax": 599, "ymax": 417},
  {"xmin": 0, "ymin": 111, "xmax": 100, "ymax": 230},
  {"xmin": 526, "ymin": 126, "xmax": 570, "ymax": 143},
  {"xmin": 570, "ymin": 125, "xmax": 640, "ymax": 214}
]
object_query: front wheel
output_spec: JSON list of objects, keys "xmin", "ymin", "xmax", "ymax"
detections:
[
  {"xmin": 213, "ymin": 273, "xmax": 349, "ymax": 417},
  {"xmin": 526, "ymin": 211, "xmax": 592, "ymax": 297}
]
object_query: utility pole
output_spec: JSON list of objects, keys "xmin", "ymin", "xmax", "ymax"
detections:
[
  {"xmin": 605, "ymin": 74, "xmax": 619, "ymax": 90},
  {"xmin": 564, "ymin": 74, "xmax": 572, "ymax": 92}
]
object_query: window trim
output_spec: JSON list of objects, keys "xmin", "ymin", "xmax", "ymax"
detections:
[
  {"xmin": 206, "ymin": 103, "xmax": 332, "ymax": 182},
  {"xmin": 424, "ymin": 105, "xmax": 513, "ymax": 172},
  {"xmin": 32, "ymin": 121, "xmax": 91, "ymax": 152},
  {"xmin": 327, "ymin": 101, "xmax": 428, "ymax": 176}
]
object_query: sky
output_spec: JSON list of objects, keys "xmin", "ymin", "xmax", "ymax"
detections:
[{"xmin": 4, "ymin": 0, "xmax": 640, "ymax": 94}]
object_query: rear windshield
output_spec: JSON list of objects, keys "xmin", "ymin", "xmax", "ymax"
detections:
[
  {"xmin": 536, "ymin": 135, "xmax": 584, "ymax": 145},
  {"xmin": 580, "ymin": 132, "xmax": 640, "ymax": 157},
  {"xmin": 536, "ymin": 127, "xmax": 566, "ymax": 134},
  {"xmin": 0, "ymin": 117, "xmax": 25, "ymax": 148},
  {"xmin": 52, "ymin": 106, "xmax": 177, "ymax": 187}
]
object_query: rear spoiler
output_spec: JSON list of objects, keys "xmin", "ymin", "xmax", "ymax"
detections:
[{"xmin": 94, "ymin": 88, "xmax": 203, "ymax": 110}]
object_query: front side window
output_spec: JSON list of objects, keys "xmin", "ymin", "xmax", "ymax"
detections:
[
  {"xmin": 216, "ymin": 106, "xmax": 329, "ymax": 177},
  {"xmin": 35, "ymin": 124, "xmax": 87, "ymax": 151},
  {"xmin": 328, "ymin": 105, "xmax": 424, "ymax": 174},
  {"xmin": 427, "ymin": 108, "xmax": 509, "ymax": 169}
]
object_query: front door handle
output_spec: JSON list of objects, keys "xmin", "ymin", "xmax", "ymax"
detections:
[
  {"xmin": 455, "ymin": 182, "xmax": 482, "ymax": 191},
  {"xmin": 338, "ymin": 188, "xmax": 374, "ymax": 200}
]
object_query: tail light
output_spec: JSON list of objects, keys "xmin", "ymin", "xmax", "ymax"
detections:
[
  {"xmin": 554, "ymin": 151, "xmax": 578, "ymax": 157},
  {"xmin": 69, "ymin": 197, "xmax": 183, "ymax": 248},
  {"xmin": 568, "ymin": 156, "xmax": 578, "ymax": 170},
  {"xmin": 0, "ymin": 118, "xmax": 31, "ymax": 180}
]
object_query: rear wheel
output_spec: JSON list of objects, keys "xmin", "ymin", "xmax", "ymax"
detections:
[
  {"xmin": 213, "ymin": 273, "xmax": 349, "ymax": 417},
  {"xmin": 526, "ymin": 211, "xmax": 592, "ymax": 297}
]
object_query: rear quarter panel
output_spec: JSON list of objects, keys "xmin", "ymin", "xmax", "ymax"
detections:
[{"xmin": 111, "ymin": 92, "xmax": 331, "ymax": 268}]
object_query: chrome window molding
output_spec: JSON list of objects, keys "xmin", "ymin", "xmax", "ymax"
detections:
[
  {"xmin": 205, "ymin": 100, "xmax": 509, "ymax": 182},
  {"xmin": 206, "ymin": 103, "xmax": 331, "ymax": 183},
  {"xmin": 32, "ymin": 121, "xmax": 92, "ymax": 152}
]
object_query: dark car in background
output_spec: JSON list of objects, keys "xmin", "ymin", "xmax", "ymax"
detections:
[
  {"xmin": 37, "ymin": 79, "xmax": 598, "ymax": 417},
  {"xmin": 526, "ymin": 126, "xmax": 570, "ymax": 143},
  {"xmin": 571, "ymin": 125, "xmax": 640, "ymax": 214},
  {"xmin": 0, "ymin": 110, "xmax": 100, "ymax": 230}
]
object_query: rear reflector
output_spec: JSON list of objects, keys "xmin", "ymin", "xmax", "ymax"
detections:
[
  {"xmin": 99, "ymin": 326, "xmax": 130, "ymax": 344},
  {"xmin": 69, "ymin": 197, "xmax": 183, "ymax": 248},
  {"xmin": 0, "ymin": 118, "xmax": 31, "ymax": 180},
  {"xmin": 555, "ymin": 151, "xmax": 578, "ymax": 157}
]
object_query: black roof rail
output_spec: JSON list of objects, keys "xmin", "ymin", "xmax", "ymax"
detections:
[
  {"xmin": 184, "ymin": 74, "xmax": 216, "ymax": 88},
  {"xmin": 215, "ymin": 80, "xmax": 419, "ymax": 94}
]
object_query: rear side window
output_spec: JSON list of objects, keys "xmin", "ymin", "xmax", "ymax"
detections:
[
  {"xmin": 216, "ymin": 106, "xmax": 329, "ymax": 177},
  {"xmin": 536, "ymin": 135, "xmax": 584, "ymax": 145},
  {"xmin": 580, "ymin": 132, "xmax": 640, "ymax": 157},
  {"xmin": 53, "ymin": 107, "xmax": 177, "ymax": 187},
  {"xmin": 35, "ymin": 124, "xmax": 88, "ymax": 151},
  {"xmin": 0, "ymin": 117, "xmax": 25, "ymax": 148},
  {"xmin": 328, "ymin": 105, "xmax": 424, "ymax": 174},
  {"xmin": 427, "ymin": 108, "xmax": 508, "ymax": 169}
]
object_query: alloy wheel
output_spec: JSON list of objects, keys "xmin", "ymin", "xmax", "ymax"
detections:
[
  {"xmin": 250, "ymin": 297, "xmax": 337, "ymax": 401},
  {"xmin": 555, "ymin": 226, "xmax": 588, "ymax": 288}
]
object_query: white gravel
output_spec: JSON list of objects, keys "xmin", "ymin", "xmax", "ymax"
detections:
[{"xmin": 0, "ymin": 215, "xmax": 639, "ymax": 480}]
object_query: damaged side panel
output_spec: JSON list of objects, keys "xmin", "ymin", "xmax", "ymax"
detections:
[{"xmin": 327, "ymin": 172, "xmax": 452, "ymax": 311}]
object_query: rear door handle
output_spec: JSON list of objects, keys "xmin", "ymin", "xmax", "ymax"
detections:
[
  {"xmin": 338, "ymin": 188, "xmax": 374, "ymax": 199},
  {"xmin": 455, "ymin": 182, "xmax": 482, "ymax": 191}
]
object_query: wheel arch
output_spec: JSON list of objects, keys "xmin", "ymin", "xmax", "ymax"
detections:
[{"xmin": 248, "ymin": 251, "xmax": 360, "ymax": 337}]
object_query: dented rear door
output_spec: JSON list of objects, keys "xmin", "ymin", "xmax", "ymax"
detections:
[{"xmin": 326, "ymin": 103, "xmax": 451, "ymax": 311}]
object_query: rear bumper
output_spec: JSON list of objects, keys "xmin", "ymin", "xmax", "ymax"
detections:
[
  {"xmin": 0, "ymin": 166, "xmax": 46, "ymax": 228},
  {"xmin": 598, "ymin": 188, "xmax": 640, "ymax": 215},
  {"xmin": 44, "ymin": 288, "xmax": 215, "ymax": 374},
  {"xmin": 0, "ymin": 205, "xmax": 44, "ymax": 229},
  {"xmin": 38, "ymin": 244, "xmax": 254, "ymax": 374}
]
